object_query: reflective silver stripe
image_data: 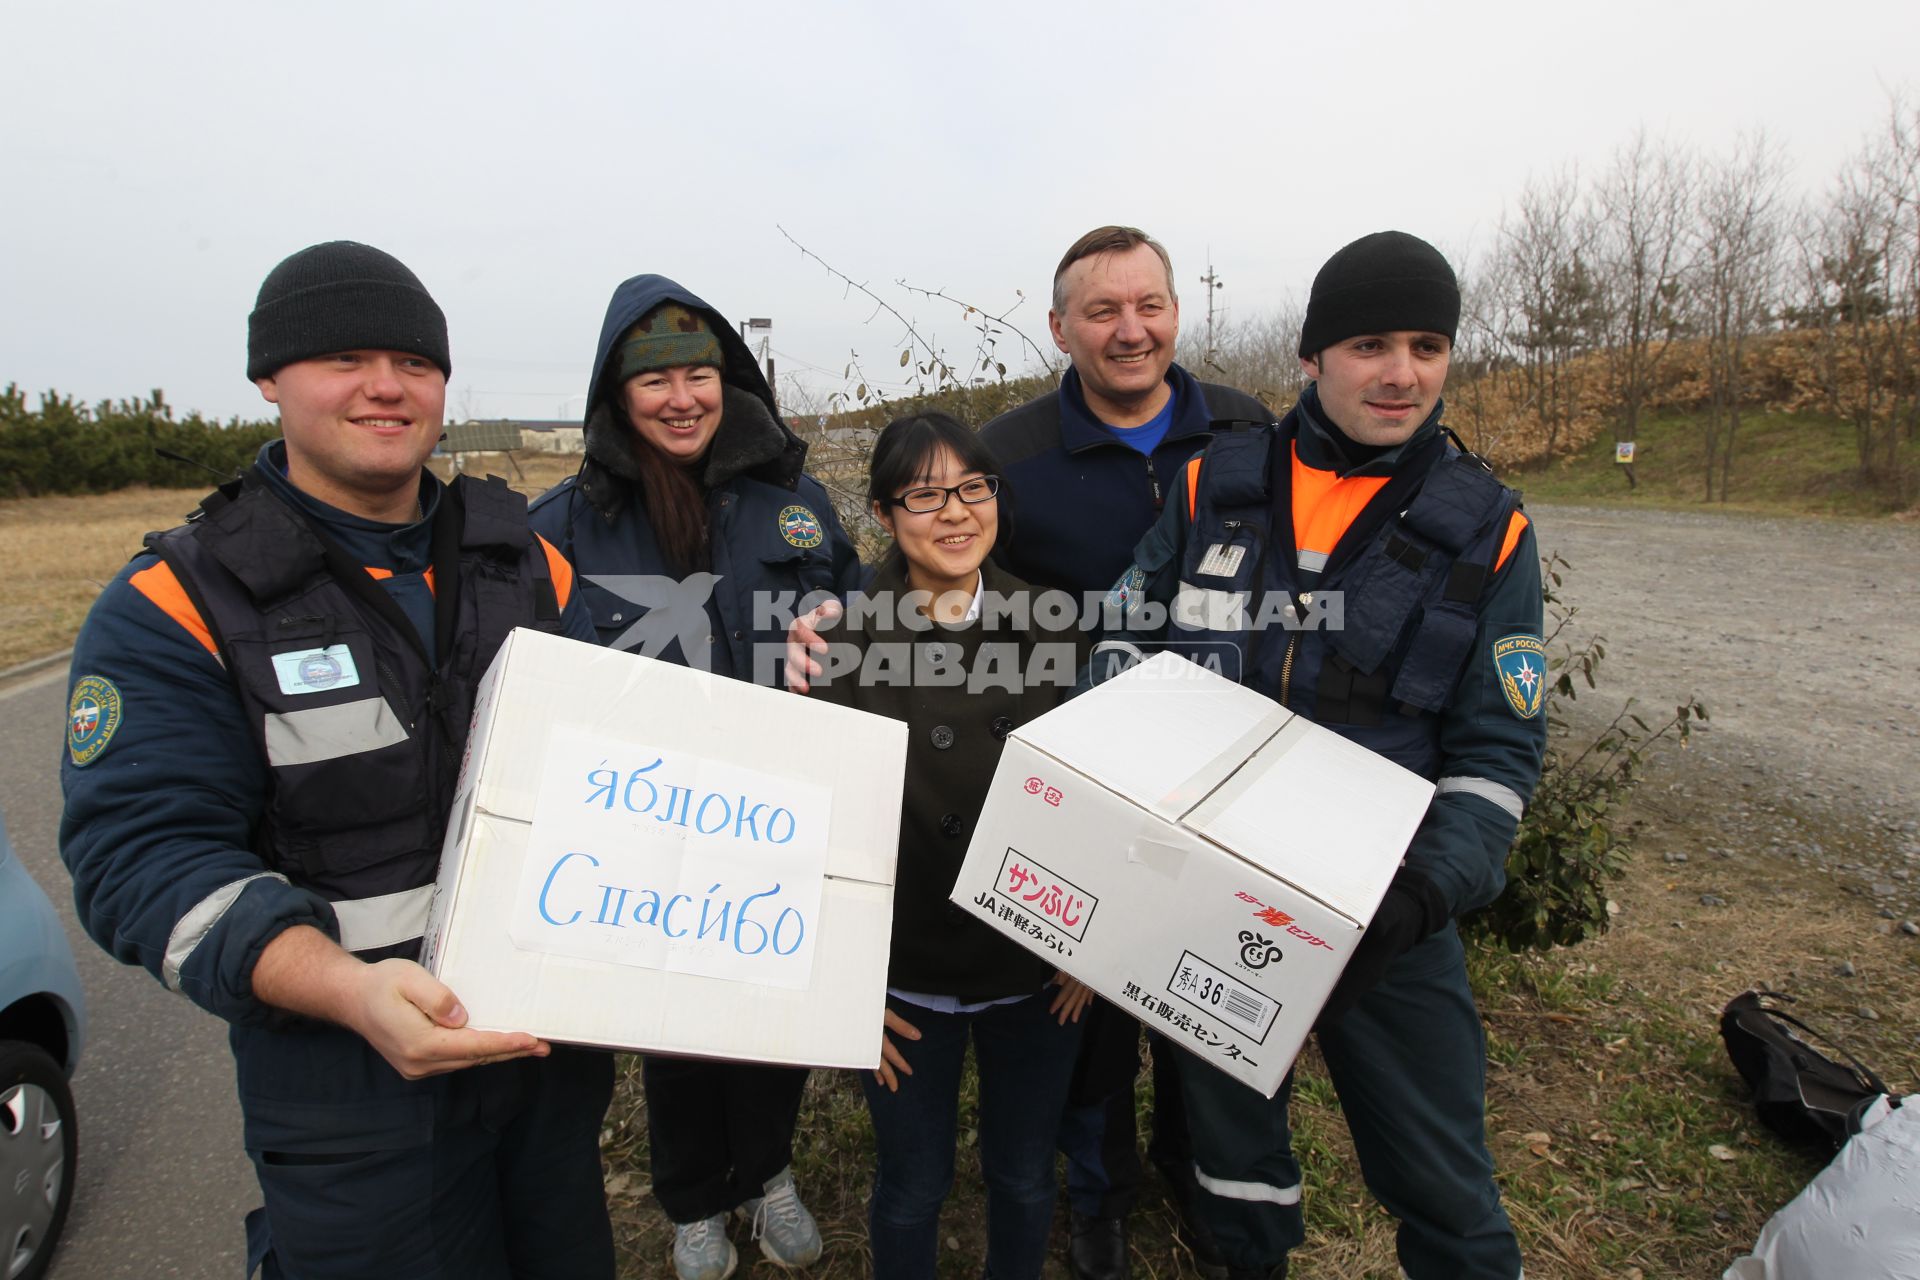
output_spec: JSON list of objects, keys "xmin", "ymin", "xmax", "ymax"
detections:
[
  {"xmin": 1090, "ymin": 639, "xmax": 1146, "ymax": 670},
  {"xmin": 1172, "ymin": 582, "xmax": 1248, "ymax": 631},
  {"xmin": 1192, "ymin": 1162, "xmax": 1302, "ymax": 1206},
  {"xmin": 264, "ymin": 697, "xmax": 408, "ymax": 768},
  {"xmin": 1296, "ymin": 548, "xmax": 1329, "ymax": 573},
  {"xmin": 332, "ymin": 884, "xmax": 436, "ymax": 953},
  {"xmin": 1436, "ymin": 775, "xmax": 1526, "ymax": 822},
  {"xmin": 164, "ymin": 872, "xmax": 289, "ymax": 990}
]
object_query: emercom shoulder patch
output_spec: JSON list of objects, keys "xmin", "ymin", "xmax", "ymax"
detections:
[
  {"xmin": 1492, "ymin": 634, "xmax": 1546, "ymax": 720},
  {"xmin": 1104, "ymin": 564, "xmax": 1148, "ymax": 616},
  {"xmin": 778, "ymin": 505, "xmax": 824, "ymax": 549},
  {"xmin": 69, "ymin": 674, "xmax": 125, "ymax": 766}
]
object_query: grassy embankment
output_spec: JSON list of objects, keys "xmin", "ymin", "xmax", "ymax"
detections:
[{"xmin": 1506, "ymin": 408, "xmax": 1919, "ymax": 519}]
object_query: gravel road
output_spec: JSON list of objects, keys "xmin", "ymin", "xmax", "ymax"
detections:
[{"xmin": 1533, "ymin": 504, "xmax": 1920, "ymax": 903}]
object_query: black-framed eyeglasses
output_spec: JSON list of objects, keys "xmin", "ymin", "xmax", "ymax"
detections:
[{"xmin": 886, "ymin": 475, "xmax": 1000, "ymax": 513}]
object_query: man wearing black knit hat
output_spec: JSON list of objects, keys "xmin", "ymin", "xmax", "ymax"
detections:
[
  {"xmin": 1088, "ymin": 231, "xmax": 1544, "ymax": 1279},
  {"xmin": 61, "ymin": 241, "xmax": 617, "ymax": 1278}
]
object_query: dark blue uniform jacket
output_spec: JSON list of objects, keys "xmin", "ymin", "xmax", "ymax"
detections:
[
  {"xmin": 58, "ymin": 444, "xmax": 594, "ymax": 1025},
  {"xmin": 1096, "ymin": 392, "xmax": 1546, "ymax": 918},
  {"xmin": 979, "ymin": 362, "xmax": 1271, "ymax": 598}
]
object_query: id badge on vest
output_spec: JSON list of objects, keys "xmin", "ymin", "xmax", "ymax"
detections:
[{"xmin": 271, "ymin": 644, "xmax": 362, "ymax": 696}]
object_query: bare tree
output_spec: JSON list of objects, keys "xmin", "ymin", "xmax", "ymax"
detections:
[
  {"xmin": 1791, "ymin": 94, "xmax": 1920, "ymax": 494},
  {"xmin": 1590, "ymin": 131, "xmax": 1698, "ymax": 488},
  {"xmin": 1178, "ymin": 302, "xmax": 1308, "ymax": 413},
  {"xmin": 1694, "ymin": 131, "xmax": 1789, "ymax": 501},
  {"xmin": 1448, "ymin": 243, "xmax": 1529, "ymax": 460},
  {"xmin": 1493, "ymin": 168, "xmax": 1605, "ymax": 464}
]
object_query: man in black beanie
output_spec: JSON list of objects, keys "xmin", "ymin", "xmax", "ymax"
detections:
[
  {"xmin": 61, "ymin": 242, "xmax": 617, "ymax": 1278},
  {"xmin": 1087, "ymin": 230, "xmax": 1544, "ymax": 1279}
]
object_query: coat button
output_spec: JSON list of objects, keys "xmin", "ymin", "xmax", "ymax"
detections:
[
  {"xmin": 940, "ymin": 813, "xmax": 965, "ymax": 838},
  {"xmin": 991, "ymin": 716, "xmax": 1014, "ymax": 740},
  {"xmin": 612, "ymin": 612, "xmax": 623, "ymax": 622},
  {"xmin": 925, "ymin": 642, "xmax": 947, "ymax": 664},
  {"xmin": 930, "ymin": 725, "xmax": 955, "ymax": 750}
]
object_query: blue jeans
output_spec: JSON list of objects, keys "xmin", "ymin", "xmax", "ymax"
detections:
[{"xmin": 860, "ymin": 992, "xmax": 1084, "ymax": 1280}]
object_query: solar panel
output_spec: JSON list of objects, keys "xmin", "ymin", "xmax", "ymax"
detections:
[{"xmin": 442, "ymin": 421, "xmax": 525, "ymax": 453}]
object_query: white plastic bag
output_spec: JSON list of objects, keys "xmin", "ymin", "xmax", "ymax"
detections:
[{"xmin": 1724, "ymin": 1096, "xmax": 1920, "ymax": 1279}]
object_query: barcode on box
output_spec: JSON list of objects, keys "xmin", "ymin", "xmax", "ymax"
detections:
[{"xmin": 1166, "ymin": 950, "xmax": 1281, "ymax": 1043}]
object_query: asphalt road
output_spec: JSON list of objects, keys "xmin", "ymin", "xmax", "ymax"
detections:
[{"xmin": 3, "ymin": 668, "xmax": 256, "ymax": 1280}]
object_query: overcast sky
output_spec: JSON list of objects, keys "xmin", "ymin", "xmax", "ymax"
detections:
[{"xmin": 4, "ymin": 0, "xmax": 1915, "ymax": 425}]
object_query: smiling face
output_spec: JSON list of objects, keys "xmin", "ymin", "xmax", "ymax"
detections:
[
  {"xmin": 873, "ymin": 444, "xmax": 999, "ymax": 597},
  {"xmin": 255, "ymin": 349, "xmax": 445, "ymax": 522},
  {"xmin": 622, "ymin": 364, "xmax": 724, "ymax": 465},
  {"xmin": 1301, "ymin": 331, "xmax": 1453, "ymax": 448},
  {"xmin": 1048, "ymin": 242, "xmax": 1179, "ymax": 427}
]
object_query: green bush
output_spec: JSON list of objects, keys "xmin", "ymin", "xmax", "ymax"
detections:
[
  {"xmin": 0, "ymin": 384, "xmax": 279, "ymax": 497},
  {"xmin": 1468, "ymin": 553, "xmax": 1707, "ymax": 951}
]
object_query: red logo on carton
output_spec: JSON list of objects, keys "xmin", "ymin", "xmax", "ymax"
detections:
[
  {"xmin": 1233, "ymin": 891, "xmax": 1334, "ymax": 952},
  {"xmin": 1023, "ymin": 776, "xmax": 1063, "ymax": 807},
  {"xmin": 1003, "ymin": 859, "xmax": 1087, "ymax": 929}
]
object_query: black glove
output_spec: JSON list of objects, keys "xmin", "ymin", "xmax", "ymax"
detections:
[{"xmin": 1315, "ymin": 866, "xmax": 1450, "ymax": 1029}]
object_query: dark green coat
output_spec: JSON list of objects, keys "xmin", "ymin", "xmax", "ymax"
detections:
[{"xmin": 811, "ymin": 558, "xmax": 1069, "ymax": 1001}]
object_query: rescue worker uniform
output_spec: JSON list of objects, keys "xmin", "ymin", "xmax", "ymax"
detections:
[
  {"xmin": 60, "ymin": 442, "xmax": 616, "ymax": 1279},
  {"xmin": 528, "ymin": 274, "xmax": 860, "ymax": 1239},
  {"xmin": 1092, "ymin": 384, "xmax": 1545, "ymax": 1279},
  {"xmin": 982, "ymin": 364, "xmax": 1271, "ymax": 1268}
]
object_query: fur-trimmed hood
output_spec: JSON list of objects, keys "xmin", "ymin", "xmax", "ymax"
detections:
[{"xmin": 577, "ymin": 273, "xmax": 808, "ymax": 518}]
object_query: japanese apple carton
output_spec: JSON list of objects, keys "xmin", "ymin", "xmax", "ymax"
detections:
[
  {"xmin": 422, "ymin": 627, "xmax": 907, "ymax": 1068},
  {"xmin": 950, "ymin": 652, "xmax": 1433, "ymax": 1097}
]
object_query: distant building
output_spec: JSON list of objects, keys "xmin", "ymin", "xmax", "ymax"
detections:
[{"xmin": 441, "ymin": 419, "xmax": 584, "ymax": 455}]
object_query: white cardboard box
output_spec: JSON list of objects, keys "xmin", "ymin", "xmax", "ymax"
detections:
[
  {"xmin": 949, "ymin": 653, "xmax": 1433, "ymax": 1096},
  {"xmin": 423, "ymin": 627, "xmax": 907, "ymax": 1068}
]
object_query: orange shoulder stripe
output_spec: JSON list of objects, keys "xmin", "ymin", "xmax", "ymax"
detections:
[
  {"xmin": 1184, "ymin": 457, "xmax": 1203, "ymax": 520},
  {"xmin": 537, "ymin": 536, "xmax": 575, "ymax": 609},
  {"xmin": 1291, "ymin": 444, "xmax": 1390, "ymax": 559},
  {"xmin": 129, "ymin": 562, "xmax": 218, "ymax": 657},
  {"xmin": 1494, "ymin": 511, "xmax": 1530, "ymax": 572}
]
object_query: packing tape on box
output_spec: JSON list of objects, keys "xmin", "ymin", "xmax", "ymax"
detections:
[
  {"xmin": 1126, "ymin": 831, "xmax": 1195, "ymax": 878},
  {"xmin": 1155, "ymin": 706, "xmax": 1293, "ymax": 815},
  {"xmin": 1186, "ymin": 716, "xmax": 1312, "ymax": 820}
]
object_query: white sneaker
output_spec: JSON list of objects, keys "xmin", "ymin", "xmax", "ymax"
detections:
[
  {"xmin": 737, "ymin": 1166, "xmax": 823, "ymax": 1268},
  {"xmin": 672, "ymin": 1213, "xmax": 737, "ymax": 1280}
]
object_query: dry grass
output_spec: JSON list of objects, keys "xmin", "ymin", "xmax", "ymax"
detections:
[
  {"xmin": 0, "ymin": 454, "xmax": 575, "ymax": 672},
  {"xmin": 0, "ymin": 486, "xmax": 210, "ymax": 669}
]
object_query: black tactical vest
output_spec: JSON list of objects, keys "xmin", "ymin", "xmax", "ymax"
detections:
[
  {"xmin": 1168, "ymin": 425, "xmax": 1517, "ymax": 779},
  {"xmin": 147, "ymin": 471, "xmax": 562, "ymax": 960}
]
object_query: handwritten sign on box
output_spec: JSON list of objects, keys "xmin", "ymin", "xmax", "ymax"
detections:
[{"xmin": 509, "ymin": 727, "xmax": 833, "ymax": 989}]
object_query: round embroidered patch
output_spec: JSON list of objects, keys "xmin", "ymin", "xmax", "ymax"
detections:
[
  {"xmin": 778, "ymin": 505, "xmax": 824, "ymax": 549},
  {"xmin": 1104, "ymin": 564, "xmax": 1148, "ymax": 615},
  {"xmin": 68, "ymin": 674, "xmax": 124, "ymax": 766}
]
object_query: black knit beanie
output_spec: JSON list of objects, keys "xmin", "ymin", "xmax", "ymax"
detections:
[
  {"xmin": 246, "ymin": 241, "xmax": 450, "ymax": 380},
  {"xmin": 1298, "ymin": 231, "xmax": 1459, "ymax": 357}
]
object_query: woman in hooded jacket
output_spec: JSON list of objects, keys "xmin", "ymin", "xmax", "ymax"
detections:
[{"xmin": 529, "ymin": 274, "xmax": 860, "ymax": 1280}]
